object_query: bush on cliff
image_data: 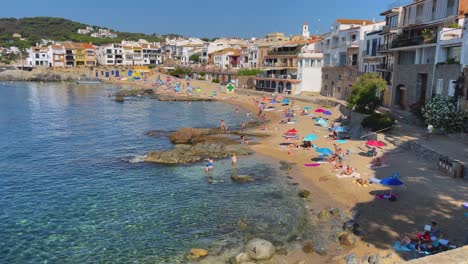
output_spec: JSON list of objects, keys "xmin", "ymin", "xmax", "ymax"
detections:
[
  {"xmin": 238, "ymin": 69, "xmax": 262, "ymax": 76},
  {"xmin": 361, "ymin": 113, "xmax": 395, "ymax": 132},
  {"xmin": 347, "ymin": 73, "xmax": 386, "ymax": 113},
  {"xmin": 169, "ymin": 67, "xmax": 192, "ymax": 78},
  {"xmin": 422, "ymin": 96, "xmax": 465, "ymax": 133}
]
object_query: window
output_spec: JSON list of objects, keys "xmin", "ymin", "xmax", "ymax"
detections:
[
  {"xmin": 337, "ymin": 87, "xmax": 341, "ymax": 93},
  {"xmin": 388, "ymin": 15, "xmax": 398, "ymax": 28},
  {"xmin": 325, "ymin": 74, "xmax": 328, "ymax": 80},
  {"xmin": 338, "ymin": 75, "xmax": 342, "ymax": 80},
  {"xmin": 436, "ymin": 79, "xmax": 443, "ymax": 95},
  {"xmin": 299, "ymin": 59, "xmax": 303, "ymax": 68},
  {"xmin": 35, "ymin": 54, "xmax": 39, "ymax": 59},
  {"xmin": 448, "ymin": 80, "xmax": 456, "ymax": 96},
  {"xmin": 366, "ymin": 40, "xmax": 370, "ymax": 55},
  {"xmin": 446, "ymin": 46, "xmax": 461, "ymax": 62},
  {"xmin": 447, "ymin": 0, "xmax": 456, "ymax": 16},
  {"xmin": 348, "ymin": 70, "xmax": 353, "ymax": 78}
]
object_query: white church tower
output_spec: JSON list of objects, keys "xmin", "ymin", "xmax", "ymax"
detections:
[{"xmin": 302, "ymin": 22, "xmax": 310, "ymax": 38}]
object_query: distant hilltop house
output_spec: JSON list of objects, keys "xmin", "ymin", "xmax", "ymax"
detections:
[
  {"xmin": 77, "ymin": 26, "xmax": 95, "ymax": 35},
  {"xmin": 91, "ymin": 29, "xmax": 118, "ymax": 39},
  {"xmin": 12, "ymin": 33, "xmax": 27, "ymax": 41}
]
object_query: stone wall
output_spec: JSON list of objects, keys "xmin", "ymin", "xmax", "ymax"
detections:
[
  {"xmin": 392, "ymin": 64, "xmax": 434, "ymax": 108},
  {"xmin": 321, "ymin": 66, "xmax": 359, "ymax": 100},
  {"xmin": 433, "ymin": 64, "xmax": 463, "ymax": 96}
]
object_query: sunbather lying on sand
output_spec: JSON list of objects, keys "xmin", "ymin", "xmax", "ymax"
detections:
[{"xmin": 341, "ymin": 166, "xmax": 355, "ymax": 176}]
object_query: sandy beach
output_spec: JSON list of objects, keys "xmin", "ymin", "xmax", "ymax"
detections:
[{"xmin": 108, "ymin": 72, "xmax": 468, "ymax": 263}]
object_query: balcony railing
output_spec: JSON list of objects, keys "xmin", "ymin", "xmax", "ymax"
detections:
[
  {"xmin": 256, "ymin": 73, "xmax": 298, "ymax": 80},
  {"xmin": 341, "ymin": 40, "xmax": 358, "ymax": 47},
  {"xmin": 391, "ymin": 35, "xmax": 436, "ymax": 48},
  {"xmin": 376, "ymin": 63, "xmax": 393, "ymax": 72},
  {"xmin": 267, "ymin": 50, "xmax": 299, "ymax": 56}
]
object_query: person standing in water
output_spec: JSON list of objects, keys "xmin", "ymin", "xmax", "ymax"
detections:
[
  {"xmin": 205, "ymin": 158, "xmax": 214, "ymax": 172},
  {"xmin": 220, "ymin": 120, "xmax": 225, "ymax": 133},
  {"xmin": 231, "ymin": 153, "xmax": 237, "ymax": 166}
]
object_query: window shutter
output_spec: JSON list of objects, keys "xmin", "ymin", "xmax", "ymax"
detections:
[
  {"xmin": 436, "ymin": 79, "xmax": 443, "ymax": 95},
  {"xmin": 448, "ymin": 80, "xmax": 456, "ymax": 97}
]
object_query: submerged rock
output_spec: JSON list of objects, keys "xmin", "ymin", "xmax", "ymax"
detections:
[
  {"xmin": 231, "ymin": 174, "xmax": 254, "ymax": 184},
  {"xmin": 186, "ymin": 248, "xmax": 208, "ymax": 261},
  {"xmin": 235, "ymin": 219, "xmax": 249, "ymax": 231},
  {"xmin": 345, "ymin": 253, "xmax": 359, "ymax": 264},
  {"xmin": 229, "ymin": 252, "xmax": 249, "ymax": 264},
  {"xmin": 317, "ymin": 210, "xmax": 331, "ymax": 220},
  {"xmin": 114, "ymin": 96, "xmax": 125, "ymax": 102},
  {"xmin": 302, "ymin": 241, "xmax": 315, "ymax": 253},
  {"xmin": 245, "ymin": 238, "xmax": 275, "ymax": 261}
]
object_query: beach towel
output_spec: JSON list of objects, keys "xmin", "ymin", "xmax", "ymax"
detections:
[
  {"xmin": 368, "ymin": 177, "xmax": 381, "ymax": 184},
  {"xmin": 287, "ymin": 122, "xmax": 297, "ymax": 124},
  {"xmin": 264, "ymin": 108, "xmax": 276, "ymax": 112},
  {"xmin": 335, "ymin": 140, "xmax": 348, "ymax": 144},
  {"xmin": 375, "ymin": 193, "xmax": 399, "ymax": 200},
  {"xmin": 393, "ymin": 242, "xmax": 412, "ymax": 252},
  {"xmin": 336, "ymin": 172, "xmax": 361, "ymax": 179},
  {"xmin": 366, "ymin": 164, "xmax": 390, "ymax": 169},
  {"xmin": 304, "ymin": 163, "xmax": 320, "ymax": 167}
]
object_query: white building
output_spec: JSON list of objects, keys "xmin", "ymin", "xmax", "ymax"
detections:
[
  {"xmin": 97, "ymin": 44, "xmax": 123, "ymax": 66},
  {"xmin": 302, "ymin": 22, "xmax": 310, "ymax": 38},
  {"xmin": 360, "ymin": 26, "xmax": 385, "ymax": 74},
  {"xmin": 296, "ymin": 42, "xmax": 323, "ymax": 94},
  {"xmin": 48, "ymin": 44, "xmax": 66, "ymax": 68},
  {"xmin": 26, "ymin": 46, "xmax": 51, "ymax": 67},
  {"xmin": 141, "ymin": 43, "xmax": 163, "ymax": 65}
]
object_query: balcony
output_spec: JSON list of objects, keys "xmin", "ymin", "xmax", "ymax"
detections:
[
  {"xmin": 391, "ymin": 35, "xmax": 436, "ymax": 49},
  {"xmin": 341, "ymin": 40, "xmax": 359, "ymax": 47},
  {"xmin": 376, "ymin": 63, "xmax": 393, "ymax": 72},
  {"xmin": 439, "ymin": 28, "xmax": 462, "ymax": 41},
  {"xmin": 267, "ymin": 50, "xmax": 299, "ymax": 56}
]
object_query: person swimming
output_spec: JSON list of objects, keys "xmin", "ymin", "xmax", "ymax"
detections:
[{"xmin": 231, "ymin": 153, "xmax": 237, "ymax": 166}]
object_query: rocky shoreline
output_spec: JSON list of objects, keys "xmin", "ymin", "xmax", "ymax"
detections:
[{"xmin": 0, "ymin": 69, "xmax": 93, "ymax": 82}]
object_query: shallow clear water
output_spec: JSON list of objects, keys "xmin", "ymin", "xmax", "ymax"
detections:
[{"xmin": 0, "ymin": 82, "xmax": 306, "ymax": 263}]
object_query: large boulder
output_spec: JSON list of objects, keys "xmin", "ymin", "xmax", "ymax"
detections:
[
  {"xmin": 344, "ymin": 253, "xmax": 359, "ymax": 264},
  {"xmin": 186, "ymin": 248, "xmax": 208, "ymax": 261},
  {"xmin": 169, "ymin": 127, "xmax": 210, "ymax": 144},
  {"xmin": 245, "ymin": 238, "xmax": 276, "ymax": 261},
  {"xmin": 298, "ymin": 189, "xmax": 310, "ymax": 199}
]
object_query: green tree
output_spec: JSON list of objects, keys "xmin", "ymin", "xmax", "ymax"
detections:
[
  {"xmin": 189, "ymin": 54, "xmax": 200, "ymax": 63},
  {"xmin": 347, "ymin": 73, "xmax": 387, "ymax": 113}
]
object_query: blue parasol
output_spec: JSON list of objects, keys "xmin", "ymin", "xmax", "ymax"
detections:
[
  {"xmin": 303, "ymin": 106, "xmax": 312, "ymax": 110},
  {"xmin": 323, "ymin": 110, "xmax": 332, "ymax": 115},
  {"xmin": 282, "ymin": 99, "xmax": 290, "ymax": 104}
]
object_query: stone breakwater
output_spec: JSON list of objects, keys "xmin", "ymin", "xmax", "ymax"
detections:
[{"xmin": 0, "ymin": 69, "xmax": 93, "ymax": 82}]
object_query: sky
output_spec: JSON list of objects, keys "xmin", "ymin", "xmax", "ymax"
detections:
[{"xmin": 0, "ymin": 0, "xmax": 403, "ymax": 38}]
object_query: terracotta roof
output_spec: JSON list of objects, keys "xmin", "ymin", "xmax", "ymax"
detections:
[
  {"xmin": 82, "ymin": 43, "xmax": 95, "ymax": 49},
  {"xmin": 210, "ymin": 48, "xmax": 242, "ymax": 56},
  {"xmin": 336, "ymin": 19, "xmax": 374, "ymax": 25},
  {"xmin": 51, "ymin": 45, "xmax": 64, "ymax": 49}
]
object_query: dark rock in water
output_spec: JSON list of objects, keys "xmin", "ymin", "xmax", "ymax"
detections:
[
  {"xmin": 169, "ymin": 127, "xmax": 211, "ymax": 144},
  {"xmin": 345, "ymin": 253, "xmax": 359, "ymax": 264},
  {"xmin": 235, "ymin": 219, "xmax": 248, "ymax": 231},
  {"xmin": 115, "ymin": 89, "xmax": 154, "ymax": 97},
  {"xmin": 298, "ymin": 190, "xmax": 310, "ymax": 199},
  {"xmin": 302, "ymin": 241, "xmax": 314, "ymax": 253},
  {"xmin": 115, "ymin": 96, "xmax": 125, "ymax": 102},
  {"xmin": 231, "ymin": 174, "xmax": 254, "ymax": 184},
  {"xmin": 144, "ymin": 130, "xmax": 174, "ymax": 138},
  {"xmin": 315, "ymin": 247, "xmax": 328, "ymax": 256}
]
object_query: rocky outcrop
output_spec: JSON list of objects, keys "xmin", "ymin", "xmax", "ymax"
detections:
[
  {"xmin": 169, "ymin": 127, "xmax": 212, "ymax": 144},
  {"xmin": 0, "ymin": 69, "xmax": 91, "ymax": 82},
  {"xmin": 298, "ymin": 189, "xmax": 310, "ymax": 199},
  {"xmin": 144, "ymin": 143, "xmax": 253, "ymax": 164},
  {"xmin": 244, "ymin": 238, "xmax": 276, "ymax": 261},
  {"xmin": 115, "ymin": 89, "xmax": 154, "ymax": 97}
]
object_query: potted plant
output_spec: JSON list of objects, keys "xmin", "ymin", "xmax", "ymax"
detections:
[{"xmin": 421, "ymin": 29, "xmax": 433, "ymax": 42}]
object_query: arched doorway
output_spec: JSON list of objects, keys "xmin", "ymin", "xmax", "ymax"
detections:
[
  {"xmin": 271, "ymin": 81, "xmax": 277, "ymax": 91},
  {"xmin": 278, "ymin": 82, "xmax": 284, "ymax": 93},
  {"xmin": 395, "ymin": 84, "xmax": 407, "ymax": 109},
  {"xmin": 286, "ymin": 82, "xmax": 292, "ymax": 92}
]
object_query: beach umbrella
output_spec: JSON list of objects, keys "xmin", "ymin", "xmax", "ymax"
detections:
[
  {"xmin": 335, "ymin": 139, "xmax": 348, "ymax": 144},
  {"xmin": 315, "ymin": 108, "xmax": 325, "ymax": 113},
  {"xmin": 366, "ymin": 140, "xmax": 385, "ymax": 147},
  {"xmin": 303, "ymin": 134, "xmax": 318, "ymax": 141},
  {"xmin": 282, "ymin": 99, "xmax": 290, "ymax": 104},
  {"xmin": 286, "ymin": 128, "xmax": 298, "ymax": 133},
  {"xmin": 270, "ymin": 99, "xmax": 278, "ymax": 104},
  {"xmin": 316, "ymin": 148, "xmax": 333, "ymax": 156},
  {"xmin": 303, "ymin": 106, "xmax": 312, "ymax": 110},
  {"xmin": 323, "ymin": 110, "xmax": 332, "ymax": 115},
  {"xmin": 332, "ymin": 126, "xmax": 347, "ymax": 133},
  {"xmin": 380, "ymin": 176, "xmax": 403, "ymax": 198}
]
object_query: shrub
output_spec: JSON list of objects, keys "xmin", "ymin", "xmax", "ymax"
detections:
[
  {"xmin": 238, "ymin": 68, "xmax": 262, "ymax": 76},
  {"xmin": 347, "ymin": 73, "xmax": 387, "ymax": 113},
  {"xmin": 422, "ymin": 96, "xmax": 465, "ymax": 133},
  {"xmin": 212, "ymin": 78, "xmax": 220, "ymax": 83},
  {"xmin": 361, "ymin": 113, "xmax": 395, "ymax": 132},
  {"xmin": 169, "ymin": 67, "xmax": 193, "ymax": 78}
]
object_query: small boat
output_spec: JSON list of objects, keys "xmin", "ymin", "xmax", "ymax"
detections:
[{"xmin": 76, "ymin": 78, "xmax": 102, "ymax": 84}]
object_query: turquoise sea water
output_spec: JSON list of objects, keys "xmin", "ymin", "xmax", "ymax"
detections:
[{"xmin": 0, "ymin": 82, "xmax": 306, "ymax": 263}]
